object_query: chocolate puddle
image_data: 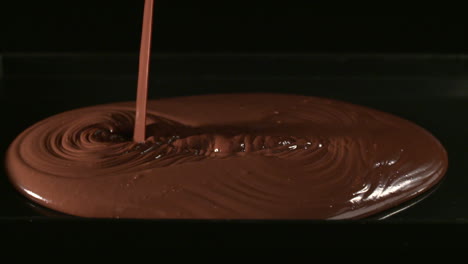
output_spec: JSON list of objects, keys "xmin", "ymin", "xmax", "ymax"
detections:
[
  {"xmin": 6, "ymin": 94, "xmax": 448, "ymax": 219},
  {"xmin": 4, "ymin": 0, "xmax": 448, "ymax": 219}
]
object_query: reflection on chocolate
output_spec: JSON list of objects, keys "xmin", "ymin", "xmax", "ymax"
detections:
[{"xmin": 6, "ymin": 94, "xmax": 448, "ymax": 219}]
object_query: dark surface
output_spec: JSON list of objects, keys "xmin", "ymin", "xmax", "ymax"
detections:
[{"xmin": 1, "ymin": 53, "xmax": 468, "ymax": 247}]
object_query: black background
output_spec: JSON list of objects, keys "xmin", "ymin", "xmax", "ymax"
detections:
[{"xmin": 4, "ymin": 2, "xmax": 468, "ymax": 54}]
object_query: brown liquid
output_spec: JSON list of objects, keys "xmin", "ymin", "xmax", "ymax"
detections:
[
  {"xmin": 133, "ymin": 0, "xmax": 154, "ymax": 142},
  {"xmin": 4, "ymin": 1, "xmax": 448, "ymax": 219},
  {"xmin": 6, "ymin": 94, "xmax": 447, "ymax": 219}
]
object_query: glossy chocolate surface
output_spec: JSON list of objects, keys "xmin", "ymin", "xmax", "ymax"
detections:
[{"xmin": 6, "ymin": 94, "xmax": 448, "ymax": 219}]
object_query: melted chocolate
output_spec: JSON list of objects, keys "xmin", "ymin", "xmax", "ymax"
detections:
[
  {"xmin": 6, "ymin": 94, "xmax": 448, "ymax": 219},
  {"xmin": 133, "ymin": 0, "xmax": 153, "ymax": 143}
]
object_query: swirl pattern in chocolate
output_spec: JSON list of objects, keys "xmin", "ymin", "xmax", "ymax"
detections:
[{"xmin": 6, "ymin": 94, "xmax": 448, "ymax": 219}]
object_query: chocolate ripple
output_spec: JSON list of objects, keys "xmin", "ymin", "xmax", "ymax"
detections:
[{"xmin": 6, "ymin": 94, "xmax": 447, "ymax": 219}]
